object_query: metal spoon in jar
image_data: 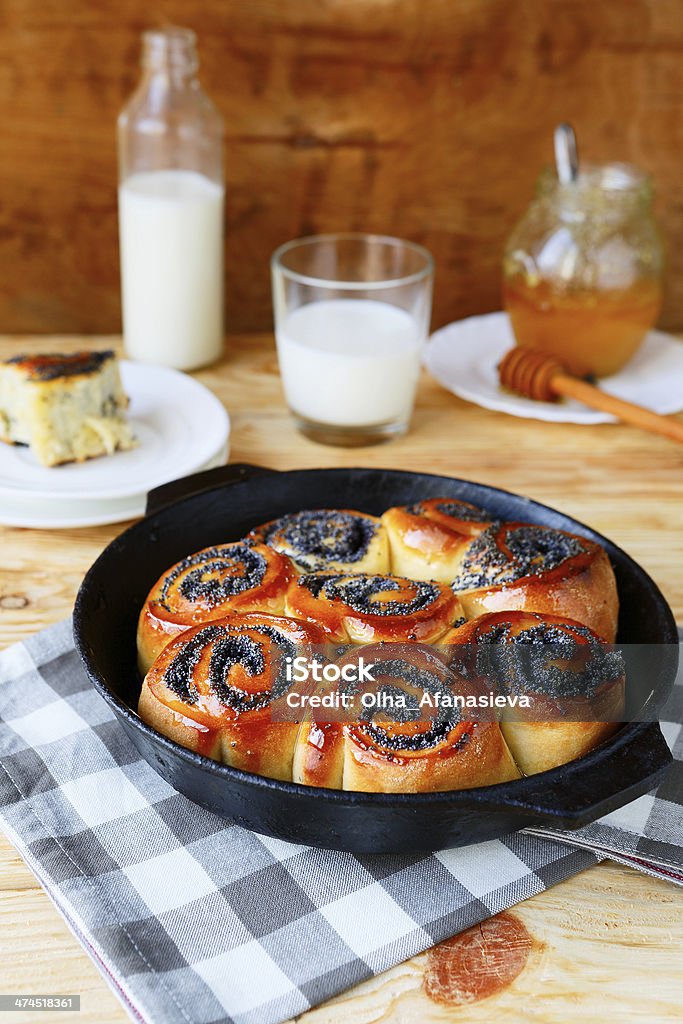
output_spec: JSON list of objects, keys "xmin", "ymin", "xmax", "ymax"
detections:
[{"xmin": 554, "ymin": 123, "xmax": 579, "ymax": 184}]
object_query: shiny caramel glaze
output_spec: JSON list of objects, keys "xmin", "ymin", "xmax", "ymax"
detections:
[
  {"xmin": 248, "ymin": 508, "xmax": 390, "ymax": 574},
  {"xmin": 382, "ymin": 497, "xmax": 494, "ymax": 583},
  {"xmin": 139, "ymin": 613, "xmax": 328, "ymax": 780},
  {"xmin": 451, "ymin": 522, "xmax": 618, "ymax": 641},
  {"xmin": 5, "ymin": 350, "xmax": 115, "ymax": 381},
  {"xmin": 292, "ymin": 720, "xmax": 347, "ymax": 790},
  {"xmin": 443, "ymin": 610, "xmax": 625, "ymax": 774},
  {"xmin": 285, "ymin": 571, "xmax": 464, "ymax": 644},
  {"xmin": 293, "ymin": 642, "xmax": 521, "ymax": 792},
  {"xmin": 137, "ymin": 541, "xmax": 296, "ymax": 674}
]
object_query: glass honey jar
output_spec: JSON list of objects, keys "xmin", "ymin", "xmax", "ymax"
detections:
[{"xmin": 503, "ymin": 164, "xmax": 664, "ymax": 378}]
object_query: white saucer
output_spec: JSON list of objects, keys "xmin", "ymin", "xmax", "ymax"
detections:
[
  {"xmin": 0, "ymin": 361, "xmax": 230, "ymax": 501},
  {"xmin": 424, "ymin": 312, "xmax": 683, "ymax": 423},
  {"xmin": 0, "ymin": 444, "xmax": 229, "ymax": 529}
]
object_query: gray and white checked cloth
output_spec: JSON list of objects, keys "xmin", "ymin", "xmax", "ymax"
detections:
[{"xmin": 0, "ymin": 620, "xmax": 681, "ymax": 1024}]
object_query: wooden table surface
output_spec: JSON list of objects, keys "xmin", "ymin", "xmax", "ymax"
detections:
[{"xmin": 1, "ymin": 333, "xmax": 682, "ymax": 1023}]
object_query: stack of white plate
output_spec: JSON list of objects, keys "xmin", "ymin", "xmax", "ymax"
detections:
[{"xmin": 0, "ymin": 362, "xmax": 230, "ymax": 529}]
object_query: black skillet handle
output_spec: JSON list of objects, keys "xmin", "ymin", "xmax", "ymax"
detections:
[
  {"xmin": 506, "ymin": 721, "xmax": 672, "ymax": 828},
  {"xmin": 146, "ymin": 463, "xmax": 277, "ymax": 517}
]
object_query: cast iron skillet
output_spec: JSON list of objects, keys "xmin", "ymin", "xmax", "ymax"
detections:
[{"xmin": 73, "ymin": 464, "xmax": 678, "ymax": 853}]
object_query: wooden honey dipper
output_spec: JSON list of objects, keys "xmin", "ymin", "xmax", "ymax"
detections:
[{"xmin": 498, "ymin": 346, "xmax": 683, "ymax": 446}]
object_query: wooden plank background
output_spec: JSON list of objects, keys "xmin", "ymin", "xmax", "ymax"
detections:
[{"xmin": 2, "ymin": 0, "xmax": 683, "ymax": 336}]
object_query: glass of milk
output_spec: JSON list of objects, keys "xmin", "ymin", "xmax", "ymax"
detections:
[
  {"xmin": 118, "ymin": 28, "xmax": 224, "ymax": 371},
  {"xmin": 272, "ymin": 234, "xmax": 433, "ymax": 445}
]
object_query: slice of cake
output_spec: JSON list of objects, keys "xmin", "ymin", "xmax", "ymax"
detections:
[{"xmin": 0, "ymin": 350, "xmax": 136, "ymax": 467}]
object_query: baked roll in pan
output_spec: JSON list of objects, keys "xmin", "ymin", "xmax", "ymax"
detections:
[
  {"xmin": 381, "ymin": 497, "xmax": 493, "ymax": 583},
  {"xmin": 450, "ymin": 522, "xmax": 618, "ymax": 641},
  {"xmin": 249, "ymin": 508, "xmax": 390, "ymax": 574},
  {"xmin": 444, "ymin": 610, "xmax": 625, "ymax": 775},
  {"xmin": 137, "ymin": 540, "xmax": 295, "ymax": 673},
  {"xmin": 293, "ymin": 643, "xmax": 521, "ymax": 792},
  {"xmin": 138, "ymin": 613, "xmax": 327, "ymax": 780},
  {"xmin": 285, "ymin": 571, "xmax": 464, "ymax": 644}
]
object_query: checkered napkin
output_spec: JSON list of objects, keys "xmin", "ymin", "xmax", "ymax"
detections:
[
  {"xmin": 0, "ymin": 623, "xmax": 680, "ymax": 1024},
  {"xmin": 527, "ymin": 641, "xmax": 683, "ymax": 884}
]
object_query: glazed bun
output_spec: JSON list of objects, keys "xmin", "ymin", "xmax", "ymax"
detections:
[
  {"xmin": 285, "ymin": 571, "xmax": 464, "ymax": 644},
  {"xmin": 248, "ymin": 509, "xmax": 389, "ymax": 574},
  {"xmin": 450, "ymin": 522, "xmax": 618, "ymax": 641},
  {"xmin": 443, "ymin": 610, "xmax": 625, "ymax": 775},
  {"xmin": 138, "ymin": 613, "xmax": 327, "ymax": 780},
  {"xmin": 137, "ymin": 541, "xmax": 295, "ymax": 674},
  {"xmin": 293, "ymin": 643, "xmax": 521, "ymax": 792},
  {"xmin": 382, "ymin": 497, "xmax": 494, "ymax": 582}
]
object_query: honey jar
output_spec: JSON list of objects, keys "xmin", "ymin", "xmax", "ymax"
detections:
[{"xmin": 503, "ymin": 164, "xmax": 664, "ymax": 378}]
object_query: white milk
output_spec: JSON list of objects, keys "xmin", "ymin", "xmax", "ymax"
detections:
[
  {"xmin": 276, "ymin": 299, "xmax": 423, "ymax": 426},
  {"xmin": 118, "ymin": 170, "xmax": 224, "ymax": 370}
]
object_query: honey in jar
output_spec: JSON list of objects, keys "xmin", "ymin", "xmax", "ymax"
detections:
[{"xmin": 503, "ymin": 164, "xmax": 664, "ymax": 379}]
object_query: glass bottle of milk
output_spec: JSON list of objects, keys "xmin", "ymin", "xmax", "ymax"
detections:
[{"xmin": 118, "ymin": 28, "xmax": 224, "ymax": 371}]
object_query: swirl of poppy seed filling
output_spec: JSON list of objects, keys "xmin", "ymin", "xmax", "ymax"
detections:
[
  {"xmin": 158, "ymin": 544, "xmax": 268, "ymax": 611},
  {"xmin": 406, "ymin": 499, "xmax": 491, "ymax": 523},
  {"xmin": 162, "ymin": 623, "xmax": 296, "ymax": 709},
  {"xmin": 434, "ymin": 500, "xmax": 492, "ymax": 522},
  {"xmin": 299, "ymin": 573, "xmax": 441, "ymax": 616},
  {"xmin": 162, "ymin": 624, "xmax": 223, "ymax": 704},
  {"xmin": 452, "ymin": 525, "xmax": 588, "ymax": 591},
  {"xmin": 264, "ymin": 510, "xmax": 377, "ymax": 568},
  {"xmin": 468, "ymin": 621, "xmax": 624, "ymax": 698},
  {"xmin": 345, "ymin": 657, "xmax": 464, "ymax": 751}
]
